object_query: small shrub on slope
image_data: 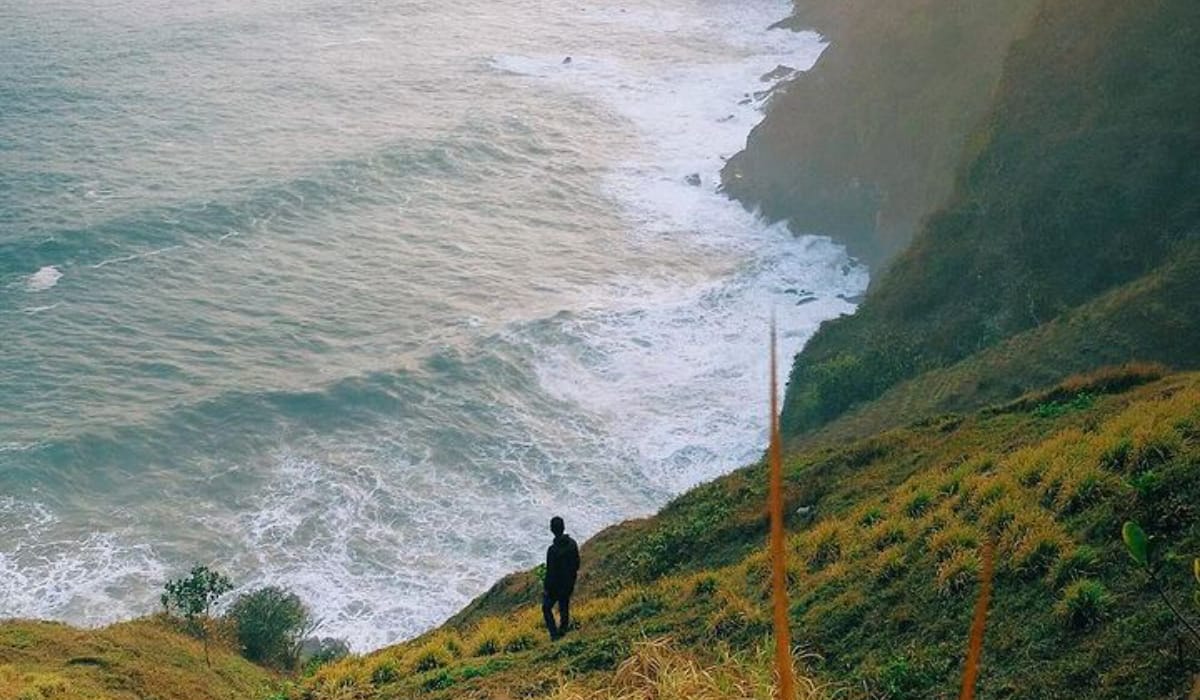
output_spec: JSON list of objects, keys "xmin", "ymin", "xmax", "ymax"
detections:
[
  {"xmin": 226, "ymin": 586, "xmax": 315, "ymax": 670},
  {"xmin": 1056, "ymin": 579, "xmax": 1112, "ymax": 630}
]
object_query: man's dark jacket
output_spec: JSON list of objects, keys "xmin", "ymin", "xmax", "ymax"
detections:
[{"xmin": 545, "ymin": 533, "xmax": 580, "ymax": 598}]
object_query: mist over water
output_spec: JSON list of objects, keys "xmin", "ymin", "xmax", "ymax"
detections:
[{"xmin": 0, "ymin": 0, "xmax": 866, "ymax": 649}]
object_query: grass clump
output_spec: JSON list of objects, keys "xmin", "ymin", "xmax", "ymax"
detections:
[
  {"xmin": 1056, "ymin": 579, "xmax": 1113, "ymax": 630},
  {"xmin": 935, "ymin": 548, "xmax": 981, "ymax": 597},
  {"xmin": 412, "ymin": 644, "xmax": 454, "ymax": 673},
  {"xmin": 904, "ymin": 491, "xmax": 933, "ymax": 518},
  {"xmin": 1051, "ymin": 545, "xmax": 1102, "ymax": 587}
]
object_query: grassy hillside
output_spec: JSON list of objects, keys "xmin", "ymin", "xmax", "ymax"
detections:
[
  {"xmin": 779, "ymin": 0, "xmax": 1200, "ymax": 437},
  {"xmin": 0, "ymin": 616, "xmax": 279, "ymax": 700},
  {"xmin": 294, "ymin": 370, "xmax": 1200, "ymax": 700},
  {"xmin": 798, "ymin": 247, "xmax": 1200, "ymax": 447},
  {"xmin": 721, "ymin": 0, "xmax": 1039, "ymax": 269}
]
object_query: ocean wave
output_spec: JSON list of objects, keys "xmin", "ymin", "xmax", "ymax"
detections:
[{"xmin": 0, "ymin": 127, "xmax": 547, "ymax": 283}]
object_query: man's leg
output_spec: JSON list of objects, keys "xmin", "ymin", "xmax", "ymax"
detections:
[
  {"xmin": 542, "ymin": 592, "xmax": 559, "ymax": 640},
  {"xmin": 559, "ymin": 595, "xmax": 571, "ymax": 636}
]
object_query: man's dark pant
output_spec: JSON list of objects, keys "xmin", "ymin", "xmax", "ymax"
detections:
[{"xmin": 542, "ymin": 591, "xmax": 570, "ymax": 640}]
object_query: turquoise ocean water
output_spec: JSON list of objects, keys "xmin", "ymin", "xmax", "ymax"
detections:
[{"xmin": 0, "ymin": 0, "xmax": 865, "ymax": 649}]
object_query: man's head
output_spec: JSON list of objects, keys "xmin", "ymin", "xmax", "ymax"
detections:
[{"xmin": 550, "ymin": 516, "xmax": 565, "ymax": 536}]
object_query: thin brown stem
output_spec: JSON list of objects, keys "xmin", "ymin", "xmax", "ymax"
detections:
[{"xmin": 1148, "ymin": 570, "xmax": 1200, "ymax": 651}]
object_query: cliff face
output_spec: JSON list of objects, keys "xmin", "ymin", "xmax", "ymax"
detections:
[
  {"xmin": 722, "ymin": 0, "xmax": 1040, "ymax": 270},
  {"xmin": 775, "ymin": 0, "xmax": 1200, "ymax": 437}
]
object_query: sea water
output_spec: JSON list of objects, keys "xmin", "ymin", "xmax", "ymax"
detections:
[{"xmin": 0, "ymin": 0, "xmax": 866, "ymax": 649}]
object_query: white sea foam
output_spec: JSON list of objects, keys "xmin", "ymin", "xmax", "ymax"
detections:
[
  {"xmin": 495, "ymin": 2, "xmax": 864, "ymax": 492},
  {"xmin": 0, "ymin": 496, "xmax": 167, "ymax": 623},
  {"xmin": 26, "ymin": 265, "xmax": 62, "ymax": 291},
  {"xmin": 212, "ymin": 442, "xmax": 656, "ymax": 650}
]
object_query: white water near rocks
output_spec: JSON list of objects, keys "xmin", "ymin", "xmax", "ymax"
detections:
[{"xmin": 0, "ymin": 0, "xmax": 865, "ymax": 649}]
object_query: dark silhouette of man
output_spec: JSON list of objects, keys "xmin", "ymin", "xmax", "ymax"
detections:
[{"xmin": 542, "ymin": 515, "xmax": 580, "ymax": 640}]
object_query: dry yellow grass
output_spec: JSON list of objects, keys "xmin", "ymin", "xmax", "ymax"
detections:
[
  {"xmin": 0, "ymin": 617, "xmax": 277, "ymax": 700},
  {"xmin": 545, "ymin": 638, "xmax": 832, "ymax": 700}
]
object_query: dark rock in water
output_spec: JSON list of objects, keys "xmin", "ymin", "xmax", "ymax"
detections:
[
  {"xmin": 837, "ymin": 292, "xmax": 867, "ymax": 304},
  {"xmin": 717, "ymin": 114, "xmax": 735, "ymax": 123},
  {"xmin": 684, "ymin": 173, "xmax": 701, "ymax": 187},
  {"xmin": 783, "ymin": 287, "xmax": 819, "ymax": 305},
  {"xmin": 562, "ymin": 56, "xmax": 572, "ymax": 65},
  {"xmin": 738, "ymin": 97, "xmax": 752, "ymax": 106},
  {"xmin": 760, "ymin": 64, "xmax": 795, "ymax": 82}
]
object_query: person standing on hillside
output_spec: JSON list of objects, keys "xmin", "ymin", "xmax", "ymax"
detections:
[{"xmin": 542, "ymin": 516, "xmax": 580, "ymax": 640}]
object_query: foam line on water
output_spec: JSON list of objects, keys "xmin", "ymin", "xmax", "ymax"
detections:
[
  {"xmin": 91, "ymin": 245, "xmax": 181, "ymax": 269},
  {"xmin": 20, "ymin": 302, "xmax": 62, "ymax": 315}
]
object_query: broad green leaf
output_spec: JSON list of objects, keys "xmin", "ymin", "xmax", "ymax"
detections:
[{"xmin": 1122, "ymin": 521, "xmax": 1149, "ymax": 567}]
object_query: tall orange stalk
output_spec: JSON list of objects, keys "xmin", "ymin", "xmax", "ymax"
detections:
[
  {"xmin": 959, "ymin": 539, "xmax": 995, "ymax": 700},
  {"xmin": 769, "ymin": 318, "xmax": 795, "ymax": 700}
]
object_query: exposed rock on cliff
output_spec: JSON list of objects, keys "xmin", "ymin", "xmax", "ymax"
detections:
[{"xmin": 723, "ymin": 0, "xmax": 1040, "ymax": 270}]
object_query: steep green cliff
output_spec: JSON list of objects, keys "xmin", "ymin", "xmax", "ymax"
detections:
[
  {"xmin": 779, "ymin": 0, "xmax": 1200, "ymax": 437},
  {"xmin": 722, "ymin": 0, "xmax": 1040, "ymax": 269}
]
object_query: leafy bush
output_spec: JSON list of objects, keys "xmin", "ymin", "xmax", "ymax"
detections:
[
  {"xmin": 161, "ymin": 565, "xmax": 232, "ymax": 628},
  {"xmin": 161, "ymin": 565, "xmax": 233, "ymax": 667},
  {"xmin": 225, "ymin": 586, "xmax": 316, "ymax": 670}
]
